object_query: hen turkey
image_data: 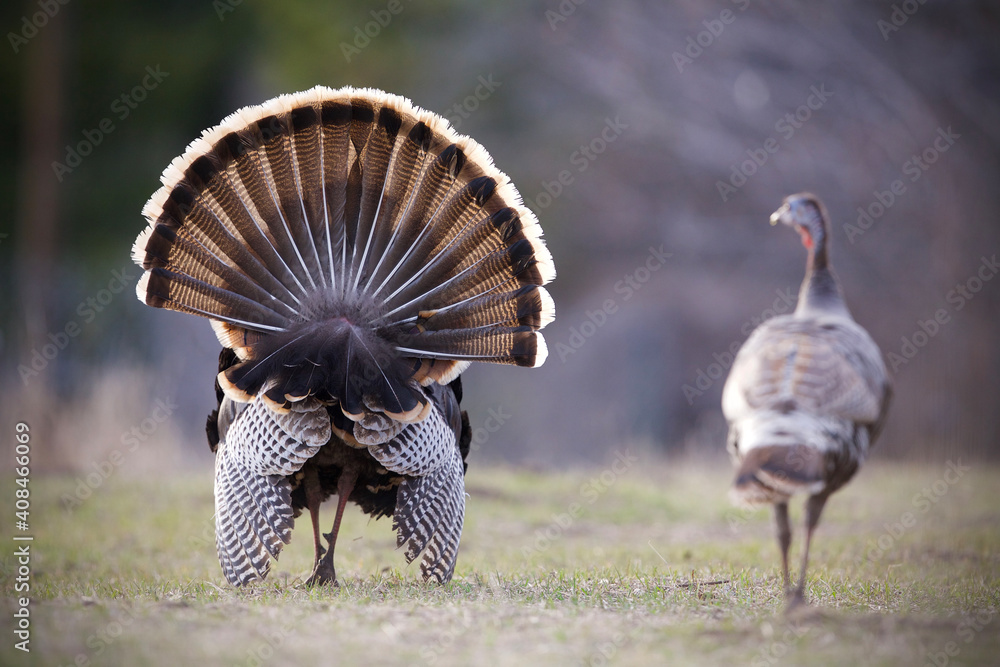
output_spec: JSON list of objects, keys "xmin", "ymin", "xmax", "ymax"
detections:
[
  {"xmin": 722, "ymin": 193, "xmax": 891, "ymax": 605},
  {"xmin": 132, "ymin": 86, "xmax": 555, "ymax": 586}
]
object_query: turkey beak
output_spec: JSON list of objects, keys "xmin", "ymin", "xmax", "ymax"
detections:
[{"xmin": 770, "ymin": 203, "xmax": 790, "ymax": 226}]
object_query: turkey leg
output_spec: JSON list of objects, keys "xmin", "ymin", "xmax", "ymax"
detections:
[
  {"xmin": 303, "ymin": 467, "xmax": 326, "ymax": 570},
  {"xmin": 774, "ymin": 501, "xmax": 792, "ymax": 594},
  {"xmin": 789, "ymin": 493, "xmax": 829, "ymax": 608},
  {"xmin": 307, "ymin": 465, "xmax": 359, "ymax": 586}
]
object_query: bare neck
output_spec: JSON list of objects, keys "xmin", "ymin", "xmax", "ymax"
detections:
[{"xmin": 796, "ymin": 219, "xmax": 850, "ymax": 317}]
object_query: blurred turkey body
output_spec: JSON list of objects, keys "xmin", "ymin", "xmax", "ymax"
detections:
[
  {"xmin": 722, "ymin": 193, "xmax": 890, "ymax": 603},
  {"xmin": 132, "ymin": 86, "xmax": 554, "ymax": 586}
]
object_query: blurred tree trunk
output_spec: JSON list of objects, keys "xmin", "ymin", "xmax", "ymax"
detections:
[{"xmin": 16, "ymin": 4, "xmax": 66, "ymax": 447}]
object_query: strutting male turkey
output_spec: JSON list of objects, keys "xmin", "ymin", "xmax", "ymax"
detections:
[
  {"xmin": 722, "ymin": 193, "xmax": 891, "ymax": 606},
  {"xmin": 132, "ymin": 86, "xmax": 555, "ymax": 586}
]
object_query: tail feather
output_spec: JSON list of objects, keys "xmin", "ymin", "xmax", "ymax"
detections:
[
  {"xmin": 415, "ymin": 285, "xmax": 554, "ymax": 332},
  {"xmin": 384, "ymin": 237, "xmax": 546, "ymax": 326},
  {"xmin": 731, "ymin": 444, "xmax": 826, "ymax": 506},
  {"xmin": 397, "ymin": 326, "xmax": 544, "ymax": 367},
  {"xmin": 213, "ymin": 134, "xmax": 313, "ymax": 299},
  {"xmin": 351, "ymin": 104, "xmax": 403, "ymax": 294},
  {"xmin": 361, "ymin": 121, "xmax": 435, "ymax": 294},
  {"xmin": 226, "ymin": 121, "xmax": 318, "ymax": 294},
  {"xmin": 258, "ymin": 113, "xmax": 325, "ymax": 290},
  {"xmin": 367, "ymin": 144, "xmax": 466, "ymax": 301},
  {"xmin": 318, "ymin": 98, "xmax": 353, "ymax": 292},
  {"xmin": 341, "ymin": 99, "xmax": 374, "ymax": 285},
  {"xmin": 287, "ymin": 104, "xmax": 329, "ymax": 285},
  {"xmin": 138, "ymin": 222, "xmax": 297, "ymax": 319},
  {"xmin": 377, "ymin": 148, "xmax": 484, "ymax": 302},
  {"xmin": 137, "ymin": 268, "xmax": 288, "ymax": 332},
  {"xmin": 144, "ymin": 154, "xmax": 309, "ymax": 308},
  {"xmin": 140, "ymin": 187, "xmax": 305, "ymax": 312},
  {"xmin": 381, "ymin": 192, "xmax": 511, "ymax": 310}
]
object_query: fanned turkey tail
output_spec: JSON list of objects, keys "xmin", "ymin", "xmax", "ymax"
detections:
[{"xmin": 132, "ymin": 86, "xmax": 554, "ymax": 433}]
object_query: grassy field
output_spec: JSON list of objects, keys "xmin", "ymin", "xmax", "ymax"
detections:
[{"xmin": 3, "ymin": 456, "xmax": 999, "ymax": 666}]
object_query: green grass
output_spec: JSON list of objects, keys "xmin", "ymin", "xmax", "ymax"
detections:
[{"xmin": 3, "ymin": 458, "xmax": 999, "ymax": 666}]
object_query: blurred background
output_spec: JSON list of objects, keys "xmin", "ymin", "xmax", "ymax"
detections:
[{"xmin": 2, "ymin": 0, "xmax": 998, "ymax": 475}]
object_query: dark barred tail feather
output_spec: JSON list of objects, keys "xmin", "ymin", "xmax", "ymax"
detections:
[{"xmin": 134, "ymin": 86, "xmax": 554, "ymax": 586}]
